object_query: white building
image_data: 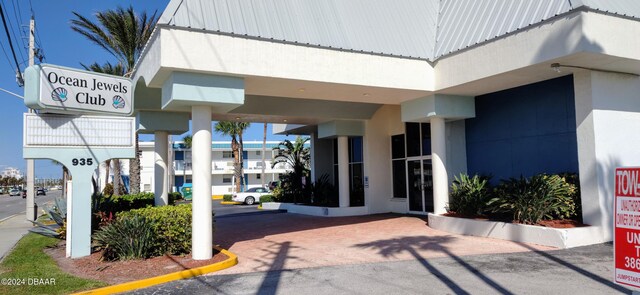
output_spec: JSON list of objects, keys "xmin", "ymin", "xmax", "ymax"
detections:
[
  {"xmin": 140, "ymin": 140, "xmax": 293, "ymax": 195},
  {"xmin": 99, "ymin": 141, "xmax": 295, "ymax": 195},
  {"xmin": 1, "ymin": 167, "xmax": 23, "ymax": 179},
  {"xmin": 129, "ymin": 0, "xmax": 640, "ymax": 257}
]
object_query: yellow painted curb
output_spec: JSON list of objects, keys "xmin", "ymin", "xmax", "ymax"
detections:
[
  {"xmin": 220, "ymin": 201, "xmax": 242, "ymax": 205},
  {"xmin": 212, "ymin": 195, "xmax": 224, "ymax": 200},
  {"xmin": 73, "ymin": 246, "xmax": 238, "ymax": 295}
]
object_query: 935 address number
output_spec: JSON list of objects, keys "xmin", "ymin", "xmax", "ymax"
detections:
[{"xmin": 72, "ymin": 158, "xmax": 93, "ymax": 166}]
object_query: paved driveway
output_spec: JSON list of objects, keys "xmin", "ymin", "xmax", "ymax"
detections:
[{"xmin": 212, "ymin": 212, "xmax": 553, "ymax": 275}]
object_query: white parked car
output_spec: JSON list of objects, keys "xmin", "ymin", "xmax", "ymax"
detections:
[{"xmin": 232, "ymin": 187, "xmax": 270, "ymax": 205}]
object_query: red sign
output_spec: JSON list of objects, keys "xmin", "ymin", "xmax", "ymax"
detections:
[{"xmin": 615, "ymin": 167, "xmax": 640, "ymax": 290}]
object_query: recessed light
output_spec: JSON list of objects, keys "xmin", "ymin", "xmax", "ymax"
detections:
[
  {"xmin": 283, "ymin": 119, "xmax": 288, "ymax": 122},
  {"xmin": 298, "ymin": 88, "xmax": 305, "ymax": 92},
  {"xmin": 363, "ymin": 93, "xmax": 371, "ymax": 97},
  {"xmin": 235, "ymin": 117, "xmax": 240, "ymax": 120}
]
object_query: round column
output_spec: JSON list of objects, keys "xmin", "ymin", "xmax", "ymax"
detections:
[
  {"xmin": 154, "ymin": 131, "xmax": 169, "ymax": 206},
  {"xmin": 431, "ymin": 117, "xmax": 448, "ymax": 214},
  {"xmin": 191, "ymin": 106, "xmax": 212, "ymax": 260},
  {"xmin": 338, "ymin": 136, "xmax": 350, "ymax": 207}
]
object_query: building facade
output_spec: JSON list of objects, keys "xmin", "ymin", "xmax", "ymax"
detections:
[
  {"xmin": 131, "ymin": 0, "xmax": 640, "ymax": 257},
  {"xmin": 99, "ymin": 141, "xmax": 294, "ymax": 195},
  {"xmin": 1, "ymin": 167, "xmax": 23, "ymax": 179}
]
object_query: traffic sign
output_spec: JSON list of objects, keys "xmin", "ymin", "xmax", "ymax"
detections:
[{"xmin": 614, "ymin": 167, "xmax": 640, "ymax": 290}]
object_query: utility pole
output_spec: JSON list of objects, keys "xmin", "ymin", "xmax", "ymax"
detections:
[{"xmin": 26, "ymin": 16, "xmax": 35, "ymax": 221}]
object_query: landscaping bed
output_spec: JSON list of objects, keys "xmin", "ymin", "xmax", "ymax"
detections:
[{"xmin": 46, "ymin": 241, "xmax": 227, "ymax": 285}]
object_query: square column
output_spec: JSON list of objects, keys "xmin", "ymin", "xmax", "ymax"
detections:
[
  {"xmin": 338, "ymin": 136, "xmax": 350, "ymax": 207},
  {"xmin": 191, "ymin": 106, "xmax": 213, "ymax": 260},
  {"xmin": 431, "ymin": 117, "xmax": 448, "ymax": 214},
  {"xmin": 154, "ymin": 131, "xmax": 169, "ymax": 206}
]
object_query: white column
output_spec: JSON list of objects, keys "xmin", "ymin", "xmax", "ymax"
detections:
[
  {"xmin": 310, "ymin": 133, "xmax": 316, "ymax": 182},
  {"xmin": 191, "ymin": 106, "xmax": 212, "ymax": 260},
  {"xmin": 338, "ymin": 136, "xmax": 350, "ymax": 207},
  {"xmin": 154, "ymin": 131, "xmax": 169, "ymax": 206},
  {"xmin": 431, "ymin": 117, "xmax": 448, "ymax": 214}
]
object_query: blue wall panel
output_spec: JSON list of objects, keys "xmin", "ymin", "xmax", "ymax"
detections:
[{"xmin": 465, "ymin": 75, "xmax": 578, "ymax": 182}]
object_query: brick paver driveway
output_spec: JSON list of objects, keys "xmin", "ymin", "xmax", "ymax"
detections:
[{"xmin": 213, "ymin": 211, "xmax": 552, "ymax": 275}]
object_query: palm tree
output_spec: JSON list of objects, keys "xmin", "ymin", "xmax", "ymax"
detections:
[
  {"xmin": 272, "ymin": 137, "xmax": 310, "ymax": 203},
  {"xmin": 71, "ymin": 6, "xmax": 159, "ymax": 195},
  {"xmin": 261, "ymin": 123, "xmax": 267, "ymax": 188},
  {"xmin": 82, "ymin": 62, "xmax": 126, "ymax": 194},
  {"xmin": 181, "ymin": 134, "xmax": 192, "ymax": 185},
  {"xmin": 272, "ymin": 136, "xmax": 311, "ymax": 178},
  {"xmin": 214, "ymin": 121, "xmax": 250, "ymax": 193}
]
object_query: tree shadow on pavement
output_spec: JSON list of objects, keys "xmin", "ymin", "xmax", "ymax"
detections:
[
  {"xmin": 354, "ymin": 236, "xmax": 515, "ymax": 295},
  {"xmin": 516, "ymin": 242, "xmax": 628, "ymax": 293}
]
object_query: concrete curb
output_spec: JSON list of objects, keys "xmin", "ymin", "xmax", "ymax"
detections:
[
  {"xmin": 212, "ymin": 195, "xmax": 223, "ymax": 200},
  {"xmin": 220, "ymin": 201, "xmax": 242, "ymax": 205},
  {"xmin": 72, "ymin": 246, "xmax": 238, "ymax": 295}
]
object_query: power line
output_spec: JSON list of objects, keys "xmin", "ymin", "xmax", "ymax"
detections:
[
  {"xmin": 0, "ymin": 0, "xmax": 24, "ymax": 64},
  {"xmin": 0, "ymin": 3, "xmax": 23, "ymax": 84}
]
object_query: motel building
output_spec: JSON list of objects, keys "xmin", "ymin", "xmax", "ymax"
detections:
[
  {"xmin": 132, "ymin": 0, "xmax": 640, "ymax": 259},
  {"xmin": 97, "ymin": 141, "xmax": 295, "ymax": 195},
  {"xmin": 166, "ymin": 140, "xmax": 294, "ymax": 194}
]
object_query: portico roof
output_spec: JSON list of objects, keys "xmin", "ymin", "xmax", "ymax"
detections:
[{"xmin": 157, "ymin": 0, "xmax": 640, "ymax": 61}]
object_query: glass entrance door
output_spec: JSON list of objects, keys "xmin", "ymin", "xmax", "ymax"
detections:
[{"xmin": 407, "ymin": 159, "xmax": 434, "ymax": 213}]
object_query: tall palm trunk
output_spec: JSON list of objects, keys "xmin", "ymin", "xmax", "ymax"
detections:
[
  {"xmin": 113, "ymin": 160, "xmax": 123, "ymax": 196},
  {"xmin": 129, "ymin": 134, "xmax": 141, "ymax": 194},
  {"xmin": 232, "ymin": 138, "xmax": 241, "ymax": 193},
  {"xmin": 104, "ymin": 159, "xmax": 111, "ymax": 190},
  {"xmin": 261, "ymin": 123, "xmax": 267, "ymax": 188}
]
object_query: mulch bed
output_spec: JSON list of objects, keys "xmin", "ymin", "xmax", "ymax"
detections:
[
  {"xmin": 442, "ymin": 212, "xmax": 588, "ymax": 228},
  {"xmin": 46, "ymin": 241, "xmax": 228, "ymax": 285}
]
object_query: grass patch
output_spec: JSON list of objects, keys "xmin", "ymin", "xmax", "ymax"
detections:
[{"xmin": 0, "ymin": 233, "xmax": 106, "ymax": 295}]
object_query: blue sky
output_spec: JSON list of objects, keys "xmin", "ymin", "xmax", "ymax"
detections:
[{"xmin": 0, "ymin": 0, "xmax": 290, "ymax": 179}]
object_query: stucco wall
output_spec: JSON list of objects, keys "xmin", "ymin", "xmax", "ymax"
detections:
[
  {"xmin": 364, "ymin": 105, "xmax": 403, "ymax": 214},
  {"xmin": 574, "ymin": 70, "xmax": 640, "ymax": 241},
  {"xmin": 465, "ymin": 75, "xmax": 579, "ymax": 183}
]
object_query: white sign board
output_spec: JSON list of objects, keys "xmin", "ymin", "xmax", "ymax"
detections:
[
  {"xmin": 23, "ymin": 113, "xmax": 135, "ymax": 148},
  {"xmin": 24, "ymin": 64, "xmax": 133, "ymax": 116}
]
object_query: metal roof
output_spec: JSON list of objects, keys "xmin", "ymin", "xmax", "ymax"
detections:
[
  {"xmin": 159, "ymin": 0, "xmax": 439, "ymax": 59},
  {"xmin": 158, "ymin": 0, "xmax": 640, "ymax": 61}
]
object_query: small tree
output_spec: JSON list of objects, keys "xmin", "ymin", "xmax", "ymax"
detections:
[{"xmin": 272, "ymin": 137, "xmax": 310, "ymax": 203}]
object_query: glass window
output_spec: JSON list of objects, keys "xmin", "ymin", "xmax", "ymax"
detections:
[
  {"xmin": 222, "ymin": 175, "xmax": 232, "ymax": 183},
  {"xmin": 350, "ymin": 137, "xmax": 363, "ymax": 163},
  {"xmin": 421, "ymin": 123, "xmax": 431, "ymax": 156},
  {"xmin": 257, "ymin": 174, "xmax": 261, "ymax": 179},
  {"xmin": 391, "ymin": 134, "xmax": 405, "ymax": 159},
  {"xmin": 223, "ymin": 151, "xmax": 233, "ymax": 158},
  {"xmin": 256, "ymin": 151, "xmax": 261, "ymax": 156},
  {"xmin": 392, "ymin": 160, "xmax": 407, "ymax": 198},
  {"xmin": 406, "ymin": 123, "xmax": 421, "ymax": 157},
  {"xmin": 333, "ymin": 139, "xmax": 338, "ymax": 165}
]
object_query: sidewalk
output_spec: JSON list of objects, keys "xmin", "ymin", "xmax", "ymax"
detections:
[{"xmin": 0, "ymin": 213, "xmax": 33, "ymax": 261}]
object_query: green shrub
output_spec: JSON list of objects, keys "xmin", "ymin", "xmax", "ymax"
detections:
[
  {"xmin": 102, "ymin": 183, "xmax": 113, "ymax": 196},
  {"xmin": 118, "ymin": 204, "xmax": 199, "ymax": 256},
  {"xmin": 93, "ymin": 215, "xmax": 156, "ymax": 260},
  {"xmin": 95, "ymin": 192, "xmax": 157, "ymax": 214},
  {"xmin": 169, "ymin": 192, "xmax": 183, "ymax": 203},
  {"xmin": 447, "ymin": 174, "xmax": 491, "ymax": 216},
  {"xmin": 260, "ymin": 195, "xmax": 275, "ymax": 203},
  {"xmin": 223, "ymin": 194, "xmax": 233, "ymax": 202},
  {"xmin": 488, "ymin": 174, "xmax": 574, "ymax": 224}
]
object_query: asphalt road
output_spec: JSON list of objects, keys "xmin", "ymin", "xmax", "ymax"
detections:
[
  {"xmin": 0, "ymin": 189, "xmax": 59, "ymax": 220},
  {"xmin": 130, "ymin": 243, "xmax": 629, "ymax": 295}
]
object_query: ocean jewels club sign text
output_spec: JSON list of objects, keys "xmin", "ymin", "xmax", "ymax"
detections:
[{"xmin": 24, "ymin": 64, "xmax": 133, "ymax": 116}]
